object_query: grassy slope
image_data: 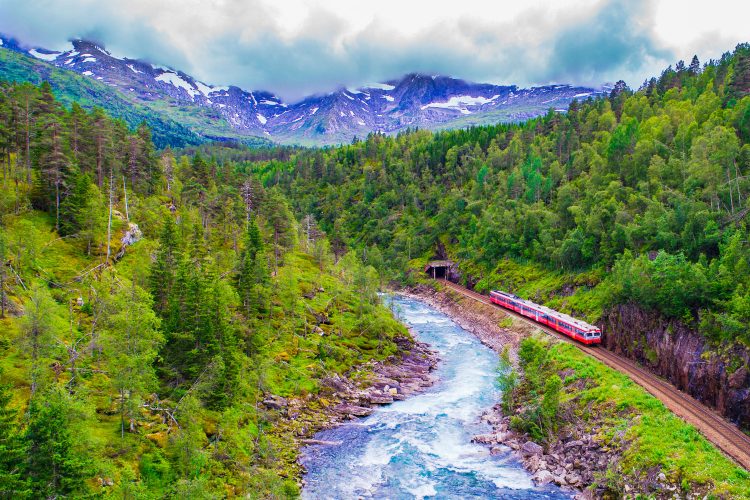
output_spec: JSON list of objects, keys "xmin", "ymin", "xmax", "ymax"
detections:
[
  {"xmin": 548, "ymin": 340, "xmax": 750, "ymax": 496},
  {"xmin": 0, "ymin": 49, "xmax": 273, "ymax": 149}
]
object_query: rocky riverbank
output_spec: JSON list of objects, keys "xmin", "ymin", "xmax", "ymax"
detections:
[
  {"xmin": 402, "ymin": 283, "xmax": 621, "ymax": 498},
  {"xmin": 399, "ymin": 283, "xmax": 533, "ymax": 354},
  {"xmin": 473, "ymin": 405, "xmax": 624, "ymax": 498},
  {"xmin": 276, "ymin": 333, "xmax": 439, "ymax": 485}
]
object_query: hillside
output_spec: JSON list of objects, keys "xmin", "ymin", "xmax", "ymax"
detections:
[
  {"xmin": 246, "ymin": 44, "xmax": 750, "ymax": 427},
  {"xmin": 0, "ymin": 43, "xmax": 272, "ymax": 149},
  {"xmin": 0, "ymin": 81, "xmax": 409, "ymax": 497}
]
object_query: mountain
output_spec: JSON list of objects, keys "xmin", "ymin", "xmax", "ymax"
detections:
[{"xmin": 0, "ymin": 35, "xmax": 608, "ymax": 146}]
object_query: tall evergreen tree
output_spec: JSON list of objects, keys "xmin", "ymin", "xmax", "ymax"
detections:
[
  {"xmin": 23, "ymin": 389, "xmax": 88, "ymax": 498},
  {"xmin": 0, "ymin": 370, "xmax": 26, "ymax": 498},
  {"xmin": 101, "ymin": 281, "xmax": 163, "ymax": 438},
  {"xmin": 150, "ymin": 216, "xmax": 180, "ymax": 316}
]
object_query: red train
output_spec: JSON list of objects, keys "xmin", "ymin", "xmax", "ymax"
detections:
[{"xmin": 489, "ymin": 290, "xmax": 602, "ymax": 345}]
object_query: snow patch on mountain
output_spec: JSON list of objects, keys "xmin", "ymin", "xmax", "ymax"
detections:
[
  {"xmin": 195, "ymin": 81, "xmax": 213, "ymax": 96},
  {"xmin": 256, "ymin": 113, "xmax": 267, "ymax": 125},
  {"xmin": 364, "ymin": 83, "xmax": 395, "ymax": 91},
  {"xmin": 421, "ymin": 95, "xmax": 499, "ymax": 110},
  {"xmin": 29, "ymin": 49, "xmax": 60, "ymax": 61},
  {"xmin": 156, "ymin": 71, "xmax": 200, "ymax": 98}
]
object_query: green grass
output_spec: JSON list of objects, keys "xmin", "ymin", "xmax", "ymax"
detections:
[
  {"xmin": 549, "ymin": 342, "xmax": 750, "ymax": 497},
  {"xmin": 468, "ymin": 258, "xmax": 607, "ymax": 322}
]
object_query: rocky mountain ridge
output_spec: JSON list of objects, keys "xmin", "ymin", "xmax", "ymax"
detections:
[{"xmin": 0, "ymin": 35, "xmax": 609, "ymax": 145}]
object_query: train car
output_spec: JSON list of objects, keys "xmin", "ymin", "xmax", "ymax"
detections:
[{"xmin": 489, "ymin": 290, "xmax": 601, "ymax": 345}]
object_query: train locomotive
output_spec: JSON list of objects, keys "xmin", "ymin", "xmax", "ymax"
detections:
[{"xmin": 489, "ymin": 290, "xmax": 602, "ymax": 345}]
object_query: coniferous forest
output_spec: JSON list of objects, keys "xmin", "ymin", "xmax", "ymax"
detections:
[
  {"xmin": 266, "ymin": 45, "xmax": 750, "ymax": 343},
  {"xmin": 1, "ymin": 37, "xmax": 750, "ymax": 497},
  {"xmin": 0, "ymin": 81, "xmax": 406, "ymax": 497}
]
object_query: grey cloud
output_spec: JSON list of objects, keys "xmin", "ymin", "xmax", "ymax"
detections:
[
  {"xmin": 0, "ymin": 0, "xmax": 676, "ymax": 100},
  {"xmin": 541, "ymin": 0, "xmax": 673, "ymax": 85}
]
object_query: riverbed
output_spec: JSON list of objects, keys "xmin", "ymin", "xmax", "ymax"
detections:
[{"xmin": 300, "ymin": 295, "xmax": 571, "ymax": 499}]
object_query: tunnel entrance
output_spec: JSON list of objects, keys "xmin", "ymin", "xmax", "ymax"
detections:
[{"xmin": 425, "ymin": 260, "xmax": 453, "ymax": 280}]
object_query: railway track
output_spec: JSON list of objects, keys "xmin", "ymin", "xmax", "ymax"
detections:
[{"xmin": 438, "ymin": 279, "xmax": 750, "ymax": 471}]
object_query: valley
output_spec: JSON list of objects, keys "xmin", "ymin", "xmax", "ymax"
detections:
[{"xmin": 0, "ymin": 6, "xmax": 749, "ymax": 498}]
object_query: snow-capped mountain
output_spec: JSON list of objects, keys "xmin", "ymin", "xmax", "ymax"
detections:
[{"xmin": 1, "ymin": 35, "xmax": 607, "ymax": 145}]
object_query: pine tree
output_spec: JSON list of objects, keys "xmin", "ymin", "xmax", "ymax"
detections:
[
  {"xmin": 236, "ymin": 217, "xmax": 268, "ymax": 316},
  {"xmin": 101, "ymin": 281, "xmax": 163, "ymax": 438},
  {"xmin": 58, "ymin": 170, "xmax": 89, "ymax": 237},
  {"xmin": 11, "ymin": 83, "xmax": 41, "ymax": 185},
  {"xmin": 24, "ymin": 389, "xmax": 89, "ymax": 498},
  {"xmin": 0, "ymin": 370, "xmax": 26, "ymax": 497},
  {"xmin": 150, "ymin": 217, "xmax": 180, "ymax": 316},
  {"xmin": 264, "ymin": 189, "xmax": 295, "ymax": 271},
  {"xmin": 0, "ymin": 232, "xmax": 6, "ymax": 319},
  {"xmin": 689, "ymin": 55, "xmax": 701, "ymax": 75},
  {"xmin": 31, "ymin": 84, "xmax": 72, "ymax": 231},
  {"xmin": 19, "ymin": 286, "xmax": 62, "ymax": 396}
]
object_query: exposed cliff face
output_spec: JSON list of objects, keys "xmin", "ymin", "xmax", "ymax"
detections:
[{"xmin": 601, "ymin": 304, "xmax": 750, "ymax": 430}]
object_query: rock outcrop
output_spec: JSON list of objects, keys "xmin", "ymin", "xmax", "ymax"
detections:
[{"xmin": 602, "ymin": 303, "xmax": 750, "ymax": 430}]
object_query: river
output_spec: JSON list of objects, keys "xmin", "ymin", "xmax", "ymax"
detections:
[{"xmin": 300, "ymin": 294, "xmax": 571, "ymax": 499}]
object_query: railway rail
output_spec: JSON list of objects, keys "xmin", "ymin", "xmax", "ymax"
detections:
[{"xmin": 438, "ymin": 279, "xmax": 750, "ymax": 471}]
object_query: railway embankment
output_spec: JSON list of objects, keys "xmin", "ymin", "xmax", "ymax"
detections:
[
  {"xmin": 602, "ymin": 303, "xmax": 750, "ymax": 431},
  {"xmin": 404, "ymin": 281, "xmax": 750, "ymax": 498}
]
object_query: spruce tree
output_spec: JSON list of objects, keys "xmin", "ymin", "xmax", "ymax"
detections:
[
  {"xmin": 236, "ymin": 217, "xmax": 266, "ymax": 316},
  {"xmin": 24, "ymin": 389, "xmax": 88, "ymax": 498},
  {"xmin": 0, "ymin": 370, "xmax": 26, "ymax": 497},
  {"xmin": 150, "ymin": 216, "xmax": 180, "ymax": 316}
]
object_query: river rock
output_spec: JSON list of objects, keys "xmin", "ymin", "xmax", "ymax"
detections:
[
  {"xmin": 566, "ymin": 473, "xmax": 582, "ymax": 486},
  {"xmin": 526, "ymin": 454, "xmax": 541, "ymax": 472},
  {"xmin": 335, "ymin": 404, "xmax": 373, "ymax": 417},
  {"xmin": 521, "ymin": 441, "xmax": 543, "ymax": 457},
  {"xmin": 262, "ymin": 395, "xmax": 288, "ymax": 410},
  {"xmin": 368, "ymin": 394, "xmax": 394, "ymax": 405},
  {"xmin": 533, "ymin": 470, "xmax": 554, "ymax": 485},
  {"xmin": 472, "ymin": 433, "xmax": 497, "ymax": 444}
]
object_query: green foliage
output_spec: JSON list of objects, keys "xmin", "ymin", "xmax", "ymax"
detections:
[
  {"xmin": 24, "ymin": 388, "xmax": 90, "ymax": 498},
  {"xmin": 0, "ymin": 82, "xmax": 407, "ymax": 496},
  {"xmin": 0, "ymin": 369, "xmax": 25, "ymax": 497},
  {"xmin": 505, "ymin": 336, "xmax": 562, "ymax": 441},
  {"xmin": 100, "ymin": 278, "xmax": 163, "ymax": 438},
  {"xmin": 544, "ymin": 342, "xmax": 750, "ymax": 497},
  {"xmin": 240, "ymin": 44, "xmax": 750, "ymax": 344}
]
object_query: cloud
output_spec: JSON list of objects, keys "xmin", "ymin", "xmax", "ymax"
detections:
[
  {"xmin": 540, "ymin": 0, "xmax": 673, "ymax": 86},
  {"xmin": 0, "ymin": 0, "xmax": 679, "ymax": 100}
]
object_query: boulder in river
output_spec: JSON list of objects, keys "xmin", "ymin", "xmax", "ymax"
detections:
[
  {"xmin": 334, "ymin": 404, "xmax": 374, "ymax": 417},
  {"xmin": 533, "ymin": 470, "xmax": 554, "ymax": 485},
  {"xmin": 521, "ymin": 441, "xmax": 543, "ymax": 457}
]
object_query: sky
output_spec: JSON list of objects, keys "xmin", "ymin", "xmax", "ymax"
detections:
[{"xmin": 0, "ymin": 0, "xmax": 748, "ymax": 101}]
